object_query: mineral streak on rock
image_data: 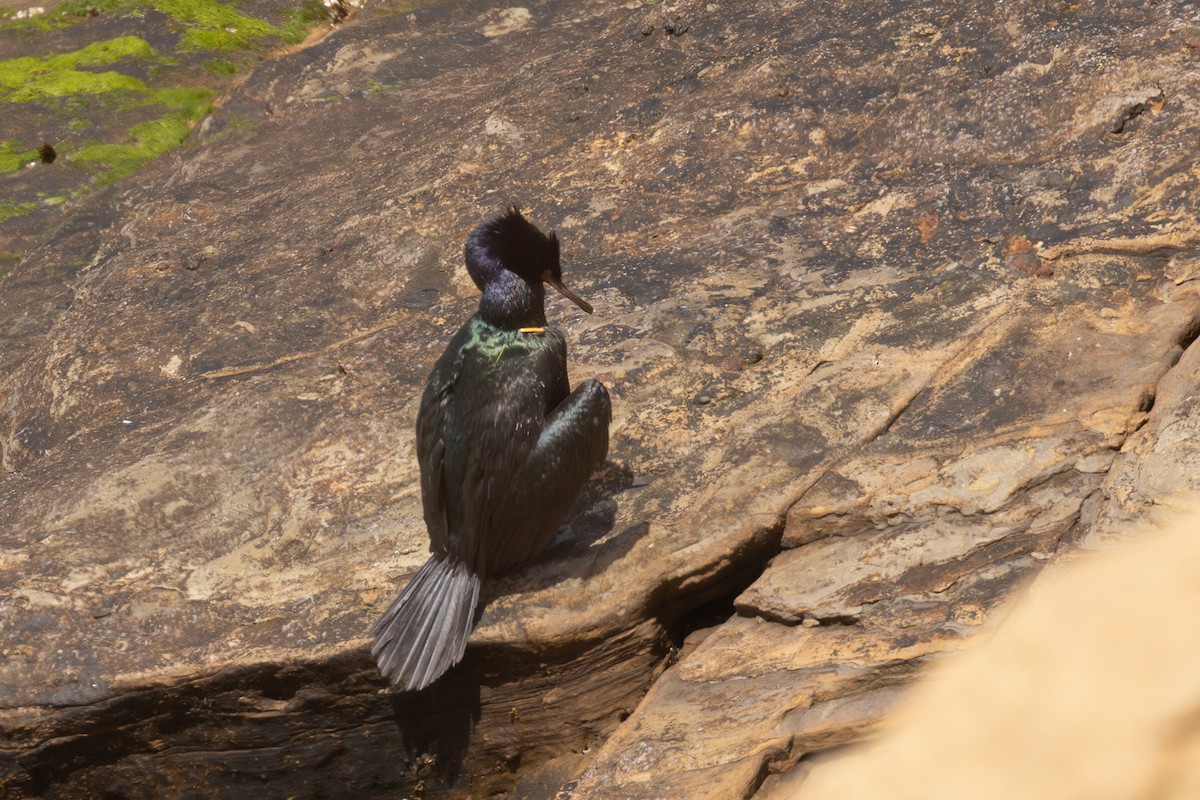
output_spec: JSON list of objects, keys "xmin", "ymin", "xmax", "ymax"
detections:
[{"xmin": 2, "ymin": 0, "xmax": 1200, "ymax": 797}]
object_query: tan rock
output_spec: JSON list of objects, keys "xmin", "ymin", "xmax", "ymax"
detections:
[{"xmin": 788, "ymin": 510, "xmax": 1200, "ymax": 800}]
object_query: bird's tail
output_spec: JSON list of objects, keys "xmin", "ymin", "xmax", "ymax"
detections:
[{"xmin": 370, "ymin": 556, "xmax": 481, "ymax": 691}]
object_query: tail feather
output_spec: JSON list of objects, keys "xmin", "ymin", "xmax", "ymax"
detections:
[
  {"xmin": 372, "ymin": 562, "xmax": 434, "ymax": 677},
  {"xmin": 371, "ymin": 557, "xmax": 481, "ymax": 691},
  {"xmin": 390, "ymin": 564, "xmax": 451, "ymax": 681},
  {"xmin": 414, "ymin": 565, "xmax": 468, "ymax": 688},
  {"xmin": 376, "ymin": 561, "xmax": 444, "ymax": 679}
]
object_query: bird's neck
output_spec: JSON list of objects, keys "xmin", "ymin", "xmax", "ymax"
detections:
[{"xmin": 478, "ymin": 271, "xmax": 547, "ymax": 329}]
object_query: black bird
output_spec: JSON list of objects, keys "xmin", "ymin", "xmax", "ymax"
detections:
[{"xmin": 372, "ymin": 207, "xmax": 611, "ymax": 691}]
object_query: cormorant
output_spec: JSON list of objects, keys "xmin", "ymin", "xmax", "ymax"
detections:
[{"xmin": 372, "ymin": 207, "xmax": 611, "ymax": 691}]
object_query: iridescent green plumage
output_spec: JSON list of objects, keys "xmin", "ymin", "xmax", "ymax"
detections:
[{"xmin": 372, "ymin": 208, "xmax": 611, "ymax": 691}]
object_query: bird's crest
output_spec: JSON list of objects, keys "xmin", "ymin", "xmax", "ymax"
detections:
[{"xmin": 465, "ymin": 206, "xmax": 560, "ymax": 290}]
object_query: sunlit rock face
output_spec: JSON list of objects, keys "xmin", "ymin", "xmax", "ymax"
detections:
[{"xmin": 2, "ymin": 0, "xmax": 1199, "ymax": 797}]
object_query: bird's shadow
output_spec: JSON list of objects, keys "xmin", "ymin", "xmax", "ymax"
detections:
[
  {"xmin": 386, "ymin": 675, "xmax": 481, "ymax": 787},
  {"xmin": 481, "ymin": 458, "xmax": 649, "ymax": 602}
]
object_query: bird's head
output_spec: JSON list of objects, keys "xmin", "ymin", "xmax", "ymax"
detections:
[{"xmin": 465, "ymin": 207, "xmax": 593, "ymax": 322}]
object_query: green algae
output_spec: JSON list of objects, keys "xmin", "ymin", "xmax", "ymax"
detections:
[
  {"xmin": 3, "ymin": 0, "xmax": 328, "ymax": 44},
  {"xmin": 7, "ymin": 69, "xmax": 148, "ymax": 102},
  {"xmin": 156, "ymin": 0, "xmax": 274, "ymax": 36},
  {"xmin": 72, "ymin": 90, "xmax": 215, "ymax": 185},
  {"xmin": 1, "ymin": 140, "xmax": 37, "ymax": 173},
  {"xmin": 49, "ymin": 35, "xmax": 158, "ymax": 68},
  {"xmin": 202, "ymin": 57, "xmax": 239, "ymax": 76},
  {"xmin": 0, "ymin": 36, "xmax": 157, "ymax": 102},
  {"xmin": 179, "ymin": 27, "xmax": 248, "ymax": 52},
  {"xmin": 56, "ymin": 0, "xmax": 129, "ymax": 15},
  {"xmin": 14, "ymin": 0, "xmax": 299, "ymax": 51},
  {"xmin": 0, "ymin": 201, "xmax": 39, "ymax": 222},
  {"xmin": 149, "ymin": 85, "xmax": 215, "ymax": 117},
  {"xmin": 0, "ymin": 8, "xmax": 68, "ymax": 34},
  {"xmin": 278, "ymin": 1, "xmax": 328, "ymax": 45},
  {"xmin": 0, "ymin": 33, "xmax": 214, "ymax": 182}
]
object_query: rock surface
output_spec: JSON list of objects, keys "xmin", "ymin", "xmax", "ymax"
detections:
[
  {"xmin": 778, "ymin": 509, "xmax": 1200, "ymax": 800},
  {"xmin": 2, "ymin": 0, "xmax": 1199, "ymax": 797}
]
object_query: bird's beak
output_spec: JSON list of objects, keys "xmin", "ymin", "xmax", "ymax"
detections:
[{"xmin": 543, "ymin": 271, "xmax": 594, "ymax": 314}]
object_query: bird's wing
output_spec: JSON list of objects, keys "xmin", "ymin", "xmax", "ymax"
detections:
[
  {"xmin": 415, "ymin": 323, "xmax": 475, "ymax": 557},
  {"xmin": 479, "ymin": 342, "xmax": 611, "ymax": 575}
]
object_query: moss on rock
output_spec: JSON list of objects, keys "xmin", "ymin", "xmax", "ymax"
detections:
[{"xmin": 0, "ymin": 0, "xmax": 330, "ymax": 230}]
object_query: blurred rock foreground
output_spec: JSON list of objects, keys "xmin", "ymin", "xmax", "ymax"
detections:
[
  {"xmin": 780, "ymin": 508, "xmax": 1200, "ymax": 800},
  {"xmin": 2, "ymin": 0, "xmax": 1199, "ymax": 797}
]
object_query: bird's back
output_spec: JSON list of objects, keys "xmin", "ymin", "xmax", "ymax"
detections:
[{"xmin": 417, "ymin": 315, "xmax": 576, "ymax": 576}]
